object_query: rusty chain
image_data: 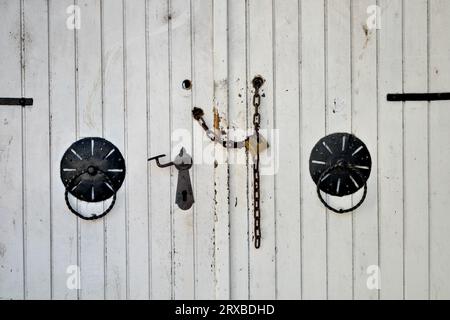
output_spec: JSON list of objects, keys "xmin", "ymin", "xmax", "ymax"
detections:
[
  {"xmin": 192, "ymin": 107, "xmax": 248, "ymax": 149},
  {"xmin": 252, "ymin": 76, "xmax": 263, "ymax": 249},
  {"xmin": 192, "ymin": 76, "xmax": 265, "ymax": 249}
]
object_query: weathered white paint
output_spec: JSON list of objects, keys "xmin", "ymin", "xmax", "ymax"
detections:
[
  {"xmin": 192, "ymin": 0, "xmax": 216, "ymax": 299},
  {"xmin": 403, "ymin": 0, "xmax": 429, "ymax": 300},
  {"xmin": 170, "ymin": 0, "xmax": 195, "ymax": 300},
  {"xmin": 102, "ymin": 0, "xmax": 127, "ymax": 300},
  {"xmin": 300, "ymin": 0, "xmax": 327, "ymax": 300},
  {"xmin": 378, "ymin": 0, "xmax": 403, "ymax": 300},
  {"xmin": 1, "ymin": 0, "xmax": 450, "ymax": 300},
  {"xmin": 429, "ymin": 0, "xmax": 450, "ymax": 300},
  {"xmin": 148, "ymin": 0, "xmax": 172, "ymax": 300},
  {"xmin": 228, "ymin": 0, "xmax": 249, "ymax": 300}
]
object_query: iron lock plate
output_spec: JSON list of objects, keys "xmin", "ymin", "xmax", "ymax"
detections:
[
  {"xmin": 148, "ymin": 147, "xmax": 194, "ymax": 211},
  {"xmin": 60, "ymin": 137, "xmax": 126, "ymax": 203},
  {"xmin": 309, "ymin": 132, "xmax": 371, "ymax": 197}
]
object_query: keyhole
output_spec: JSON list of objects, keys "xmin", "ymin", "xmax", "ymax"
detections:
[{"xmin": 182, "ymin": 190, "xmax": 187, "ymax": 202}]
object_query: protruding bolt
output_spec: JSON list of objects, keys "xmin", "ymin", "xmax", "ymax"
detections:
[
  {"xmin": 87, "ymin": 166, "xmax": 97, "ymax": 175},
  {"xmin": 252, "ymin": 76, "xmax": 264, "ymax": 89}
]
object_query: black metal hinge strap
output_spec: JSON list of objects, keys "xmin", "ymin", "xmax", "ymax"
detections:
[
  {"xmin": 0, "ymin": 97, "xmax": 34, "ymax": 106},
  {"xmin": 387, "ymin": 92, "xmax": 450, "ymax": 101}
]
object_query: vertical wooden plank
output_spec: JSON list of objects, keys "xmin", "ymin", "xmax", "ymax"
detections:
[
  {"xmin": 191, "ymin": 0, "xmax": 216, "ymax": 299},
  {"xmin": 22, "ymin": 0, "xmax": 51, "ymax": 299},
  {"xmin": 248, "ymin": 0, "xmax": 276, "ymax": 300},
  {"xmin": 124, "ymin": 0, "xmax": 150, "ymax": 299},
  {"xmin": 228, "ymin": 0, "xmax": 249, "ymax": 300},
  {"xmin": 351, "ymin": 0, "xmax": 379, "ymax": 300},
  {"xmin": 326, "ymin": 0, "xmax": 353, "ymax": 300},
  {"xmin": 300, "ymin": 0, "xmax": 327, "ymax": 300},
  {"xmin": 76, "ymin": 0, "xmax": 104, "ymax": 299},
  {"xmin": 213, "ymin": 0, "xmax": 230, "ymax": 300},
  {"xmin": 274, "ymin": 0, "xmax": 301, "ymax": 300},
  {"xmin": 170, "ymin": 0, "xmax": 195, "ymax": 299},
  {"xmin": 148, "ymin": 0, "xmax": 172, "ymax": 300},
  {"xmin": 403, "ymin": 0, "xmax": 429, "ymax": 300},
  {"xmin": 377, "ymin": 0, "xmax": 403, "ymax": 300},
  {"xmin": 102, "ymin": 0, "xmax": 127, "ymax": 300},
  {"xmin": 429, "ymin": 0, "xmax": 450, "ymax": 300},
  {"xmin": 0, "ymin": 0, "xmax": 24, "ymax": 300},
  {"xmin": 49, "ymin": 0, "xmax": 78, "ymax": 300}
]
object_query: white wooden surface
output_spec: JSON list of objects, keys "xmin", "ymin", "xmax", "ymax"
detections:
[{"xmin": 1, "ymin": 0, "xmax": 450, "ymax": 300}]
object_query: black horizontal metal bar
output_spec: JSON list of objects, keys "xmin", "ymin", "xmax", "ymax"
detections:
[
  {"xmin": 387, "ymin": 93, "xmax": 450, "ymax": 101},
  {"xmin": 0, "ymin": 97, "xmax": 33, "ymax": 106}
]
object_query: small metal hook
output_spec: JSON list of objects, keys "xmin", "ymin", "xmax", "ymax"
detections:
[{"xmin": 148, "ymin": 154, "xmax": 174, "ymax": 168}]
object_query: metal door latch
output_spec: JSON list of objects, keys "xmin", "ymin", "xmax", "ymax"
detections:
[
  {"xmin": 309, "ymin": 133, "xmax": 372, "ymax": 214},
  {"xmin": 148, "ymin": 147, "xmax": 194, "ymax": 211},
  {"xmin": 0, "ymin": 97, "xmax": 33, "ymax": 107},
  {"xmin": 60, "ymin": 137, "xmax": 126, "ymax": 220}
]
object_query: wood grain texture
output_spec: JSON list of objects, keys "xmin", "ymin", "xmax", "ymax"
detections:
[
  {"xmin": 48, "ymin": 0, "xmax": 79, "ymax": 300},
  {"xmin": 377, "ymin": 0, "xmax": 404, "ymax": 300},
  {"xmin": 23, "ymin": 0, "xmax": 51, "ymax": 300},
  {"xmin": 403, "ymin": 0, "xmax": 429, "ymax": 300},
  {"xmin": 326, "ymin": 0, "xmax": 353, "ymax": 300},
  {"xmin": 170, "ymin": 0, "xmax": 195, "ymax": 299},
  {"xmin": 300, "ymin": 0, "xmax": 327, "ymax": 300},
  {"xmin": 429, "ymin": 0, "xmax": 450, "ymax": 300},
  {"xmin": 124, "ymin": 0, "xmax": 149, "ymax": 299},
  {"xmin": 351, "ymin": 0, "xmax": 379, "ymax": 300},
  {"xmin": 213, "ymin": 0, "xmax": 230, "ymax": 300},
  {"xmin": 77, "ymin": 0, "xmax": 105, "ymax": 300},
  {"xmin": 191, "ymin": 0, "xmax": 216, "ymax": 300},
  {"xmin": 274, "ymin": 0, "xmax": 301, "ymax": 300},
  {"xmin": 102, "ymin": 0, "xmax": 127, "ymax": 300},
  {"xmin": 228, "ymin": 0, "xmax": 250, "ymax": 300},
  {"xmin": 0, "ymin": 0, "xmax": 24, "ymax": 300},
  {"xmin": 148, "ymin": 0, "xmax": 172, "ymax": 300}
]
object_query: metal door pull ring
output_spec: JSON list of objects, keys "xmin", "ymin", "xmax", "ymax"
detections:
[
  {"xmin": 64, "ymin": 169, "xmax": 117, "ymax": 220},
  {"xmin": 316, "ymin": 162, "xmax": 368, "ymax": 214}
]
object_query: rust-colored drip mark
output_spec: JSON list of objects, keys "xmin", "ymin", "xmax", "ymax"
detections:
[{"xmin": 213, "ymin": 108, "xmax": 220, "ymax": 130}]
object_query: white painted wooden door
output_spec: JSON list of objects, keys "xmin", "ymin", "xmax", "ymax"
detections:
[{"xmin": 1, "ymin": 0, "xmax": 450, "ymax": 300}]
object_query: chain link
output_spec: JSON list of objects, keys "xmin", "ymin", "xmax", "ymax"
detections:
[
  {"xmin": 252, "ymin": 76, "xmax": 263, "ymax": 249},
  {"xmin": 192, "ymin": 76, "xmax": 264, "ymax": 249},
  {"xmin": 192, "ymin": 107, "xmax": 248, "ymax": 149}
]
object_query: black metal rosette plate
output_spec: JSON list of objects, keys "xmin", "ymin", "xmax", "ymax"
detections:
[
  {"xmin": 60, "ymin": 137, "xmax": 125, "ymax": 219},
  {"xmin": 309, "ymin": 133, "xmax": 371, "ymax": 209}
]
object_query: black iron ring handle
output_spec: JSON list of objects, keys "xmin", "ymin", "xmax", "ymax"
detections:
[
  {"xmin": 64, "ymin": 169, "xmax": 117, "ymax": 220},
  {"xmin": 316, "ymin": 163, "xmax": 368, "ymax": 214}
]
